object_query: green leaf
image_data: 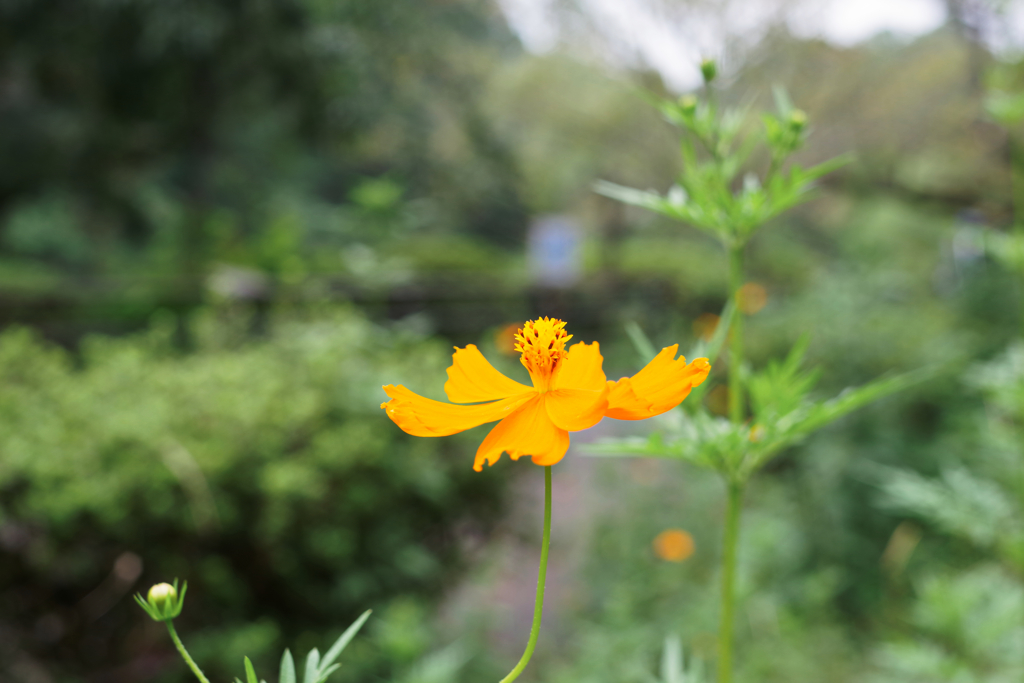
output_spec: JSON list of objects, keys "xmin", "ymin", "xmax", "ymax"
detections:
[
  {"xmin": 593, "ymin": 180, "xmax": 669, "ymax": 212},
  {"xmin": 320, "ymin": 609, "xmax": 372, "ymax": 672},
  {"xmin": 660, "ymin": 634, "xmax": 683, "ymax": 683},
  {"xmin": 280, "ymin": 649, "xmax": 296, "ymax": 683},
  {"xmin": 587, "ymin": 361, "xmax": 943, "ymax": 482},
  {"xmin": 244, "ymin": 657, "xmax": 259, "ymax": 683},
  {"xmin": 793, "ymin": 364, "xmax": 940, "ymax": 435},
  {"xmin": 624, "ymin": 321, "xmax": 657, "ymax": 363},
  {"xmin": 314, "ymin": 664, "xmax": 341, "ymax": 683},
  {"xmin": 772, "ymin": 85, "xmax": 793, "ymax": 117},
  {"xmin": 986, "ymin": 90, "xmax": 1024, "ymax": 125},
  {"xmin": 802, "ymin": 153, "xmax": 854, "ymax": 181},
  {"xmin": 747, "ymin": 335, "xmax": 820, "ymax": 422},
  {"xmin": 303, "ymin": 649, "xmax": 321, "ymax": 683},
  {"xmin": 396, "ymin": 642, "xmax": 470, "ymax": 683}
]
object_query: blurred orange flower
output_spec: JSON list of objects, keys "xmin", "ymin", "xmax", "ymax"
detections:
[
  {"xmin": 382, "ymin": 317, "xmax": 710, "ymax": 471},
  {"xmin": 653, "ymin": 529, "xmax": 695, "ymax": 562},
  {"xmin": 494, "ymin": 323, "xmax": 519, "ymax": 355},
  {"xmin": 737, "ymin": 282, "xmax": 767, "ymax": 315}
]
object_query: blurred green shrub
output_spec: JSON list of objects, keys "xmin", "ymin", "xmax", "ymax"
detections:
[{"xmin": 0, "ymin": 305, "xmax": 506, "ymax": 682}]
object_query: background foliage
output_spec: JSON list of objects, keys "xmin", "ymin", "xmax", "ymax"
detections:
[{"xmin": 2, "ymin": 0, "xmax": 1024, "ymax": 682}]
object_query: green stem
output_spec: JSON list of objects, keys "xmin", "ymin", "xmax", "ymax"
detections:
[
  {"xmin": 166, "ymin": 620, "xmax": 211, "ymax": 683},
  {"xmin": 719, "ymin": 239, "xmax": 746, "ymax": 683},
  {"xmin": 727, "ymin": 242, "xmax": 745, "ymax": 425},
  {"xmin": 1010, "ymin": 134, "xmax": 1024, "ymax": 337},
  {"xmin": 717, "ymin": 480, "xmax": 744, "ymax": 683},
  {"xmin": 499, "ymin": 465, "xmax": 553, "ymax": 683}
]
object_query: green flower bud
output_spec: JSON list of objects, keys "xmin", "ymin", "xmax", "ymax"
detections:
[
  {"xmin": 148, "ymin": 583, "xmax": 176, "ymax": 610},
  {"xmin": 788, "ymin": 109, "xmax": 807, "ymax": 132},
  {"xmin": 678, "ymin": 94, "xmax": 698, "ymax": 116},
  {"xmin": 700, "ymin": 58, "xmax": 717, "ymax": 84},
  {"xmin": 135, "ymin": 578, "xmax": 187, "ymax": 622}
]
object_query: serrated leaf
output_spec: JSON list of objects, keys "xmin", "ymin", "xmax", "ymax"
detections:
[
  {"xmin": 244, "ymin": 657, "xmax": 259, "ymax": 683},
  {"xmin": 320, "ymin": 609, "xmax": 371, "ymax": 671},
  {"xmin": 303, "ymin": 649, "xmax": 320, "ymax": 683},
  {"xmin": 280, "ymin": 649, "xmax": 296, "ymax": 683}
]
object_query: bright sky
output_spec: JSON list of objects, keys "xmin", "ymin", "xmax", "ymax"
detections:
[{"xmin": 497, "ymin": 0, "xmax": 961, "ymax": 90}]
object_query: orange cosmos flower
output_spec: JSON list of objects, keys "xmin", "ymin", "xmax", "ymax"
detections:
[{"xmin": 381, "ymin": 317, "xmax": 710, "ymax": 471}]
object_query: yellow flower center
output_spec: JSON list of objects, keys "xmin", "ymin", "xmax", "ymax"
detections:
[{"xmin": 515, "ymin": 317, "xmax": 572, "ymax": 391}]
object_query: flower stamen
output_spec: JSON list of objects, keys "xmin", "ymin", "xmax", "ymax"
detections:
[{"xmin": 515, "ymin": 317, "xmax": 572, "ymax": 390}]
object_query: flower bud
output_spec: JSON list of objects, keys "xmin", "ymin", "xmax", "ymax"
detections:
[
  {"xmin": 135, "ymin": 579, "xmax": 187, "ymax": 622},
  {"xmin": 788, "ymin": 109, "xmax": 807, "ymax": 132},
  {"xmin": 678, "ymin": 94, "xmax": 698, "ymax": 116},
  {"xmin": 700, "ymin": 58, "xmax": 717, "ymax": 84},
  {"xmin": 148, "ymin": 583, "xmax": 176, "ymax": 611}
]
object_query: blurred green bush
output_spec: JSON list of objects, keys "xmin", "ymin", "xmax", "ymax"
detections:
[{"xmin": 0, "ymin": 305, "xmax": 507, "ymax": 682}]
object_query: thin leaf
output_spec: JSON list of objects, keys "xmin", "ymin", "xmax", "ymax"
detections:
[
  {"xmin": 593, "ymin": 180, "xmax": 666, "ymax": 212},
  {"xmin": 244, "ymin": 657, "xmax": 258, "ymax": 683},
  {"xmin": 660, "ymin": 634, "xmax": 683, "ymax": 683},
  {"xmin": 320, "ymin": 609, "xmax": 372, "ymax": 670},
  {"xmin": 625, "ymin": 321, "xmax": 658, "ymax": 363},
  {"xmin": 794, "ymin": 365, "xmax": 941, "ymax": 435},
  {"xmin": 772, "ymin": 85, "xmax": 793, "ymax": 116},
  {"xmin": 397, "ymin": 642, "xmax": 470, "ymax": 683},
  {"xmin": 280, "ymin": 649, "xmax": 296, "ymax": 683},
  {"xmin": 303, "ymin": 649, "xmax": 321, "ymax": 683},
  {"xmin": 314, "ymin": 664, "xmax": 341, "ymax": 683},
  {"xmin": 802, "ymin": 153, "xmax": 854, "ymax": 181}
]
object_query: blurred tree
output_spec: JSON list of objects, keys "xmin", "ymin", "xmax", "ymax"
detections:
[{"xmin": 0, "ymin": 0, "xmax": 528, "ymax": 325}]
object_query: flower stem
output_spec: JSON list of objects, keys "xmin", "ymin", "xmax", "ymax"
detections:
[
  {"xmin": 717, "ymin": 479, "xmax": 744, "ymax": 683},
  {"xmin": 719, "ymin": 239, "xmax": 746, "ymax": 683},
  {"xmin": 165, "ymin": 620, "xmax": 211, "ymax": 683},
  {"xmin": 499, "ymin": 465, "xmax": 552, "ymax": 683},
  {"xmin": 727, "ymin": 242, "xmax": 745, "ymax": 425}
]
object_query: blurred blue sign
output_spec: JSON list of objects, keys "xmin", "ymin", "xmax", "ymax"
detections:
[{"xmin": 527, "ymin": 215, "xmax": 582, "ymax": 288}]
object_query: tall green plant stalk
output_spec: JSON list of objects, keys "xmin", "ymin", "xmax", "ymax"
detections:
[
  {"xmin": 718, "ymin": 480, "xmax": 744, "ymax": 683},
  {"xmin": 727, "ymin": 242, "xmax": 745, "ymax": 426},
  {"xmin": 718, "ymin": 240, "xmax": 748, "ymax": 683},
  {"xmin": 592, "ymin": 62, "xmax": 908, "ymax": 683},
  {"xmin": 499, "ymin": 465, "xmax": 552, "ymax": 683}
]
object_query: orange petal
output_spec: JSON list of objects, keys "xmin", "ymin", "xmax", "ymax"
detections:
[
  {"xmin": 545, "ymin": 386, "xmax": 609, "ymax": 431},
  {"xmin": 382, "ymin": 384, "xmax": 536, "ymax": 436},
  {"xmin": 605, "ymin": 347, "xmax": 710, "ymax": 420},
  {"xmin": 554, "ymin": 341, "xmax": 607, "ymax": 391},
  {"xmin": 474, "ymin": 395, "xmax": 570, "ymax": 471},
  {"xmin": 444, "ymin": 344, "xmax": 533, "ymax": 403}
]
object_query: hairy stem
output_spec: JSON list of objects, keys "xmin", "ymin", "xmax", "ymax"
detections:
[
  {"xmin": 499, "ymin": 465, "xmax": 552, "ymax": 683},
  {"xmin": 166, "ymin": 621, "xmax": 211, "ymax": 683},
  {"xmin": 717, "ymin": 480, "xmax": 744, "ymax": 683}
]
